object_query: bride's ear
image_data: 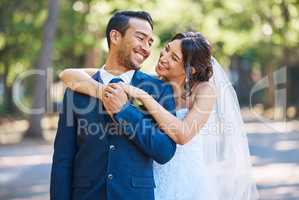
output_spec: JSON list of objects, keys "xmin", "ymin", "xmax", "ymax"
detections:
[{"xmin": 191, "ymin": 66, "xmax": 196, "ymax": 75}]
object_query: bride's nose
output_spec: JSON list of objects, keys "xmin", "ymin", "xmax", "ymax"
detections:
[{"xmin": 159, "ymin": 51, "xmax": 168, "ymax": 64}]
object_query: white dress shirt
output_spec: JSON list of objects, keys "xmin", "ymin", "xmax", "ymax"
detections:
[{"xmin": 100, "ymin": 66, "xmax": 135, "ymax": 85}]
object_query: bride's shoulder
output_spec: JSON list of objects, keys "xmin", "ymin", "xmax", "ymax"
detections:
[
  {"xmin": 189, "ymin": 82, "xmax": 216, "ymax": 111},
  {"xmin": 192, "ymin": 81, "xmax": 216, "ymax": 97}
]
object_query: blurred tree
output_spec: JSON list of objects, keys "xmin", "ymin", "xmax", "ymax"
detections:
[
  {"xmin": 26, "ymin": 0, "xmax": 59, "ymax": 138},
  {"xmin": 0, "ymin": 1, "xmax": 46, "ymax": 114},
  {"xmin": 0, "ymin": 0, "xmax": 298, "ymax": 134}
]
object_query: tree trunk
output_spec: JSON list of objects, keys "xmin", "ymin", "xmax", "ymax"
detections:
[
  {"xmin": 266, "ymin": 63, "xmax": 274, "ymax": 108},
  {"xmin": 283, "ymin": 47, "xmax": 289, "ymax": 119},
  {"xmin": 3, "ymin": 61, "xmax": 14, "ymax": 113},
  {"xmin": 26, "ymin": 0, "xmax": 59, "ymax": 138}
]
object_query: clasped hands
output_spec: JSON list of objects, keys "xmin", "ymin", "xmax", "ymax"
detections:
[{"xmin": 102, "ymin": 83, "xmax": 145, "ymax": 117}]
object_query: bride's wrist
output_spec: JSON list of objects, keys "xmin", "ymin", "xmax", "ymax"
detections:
[
  {"xmin": 98, "ymin": 85, "xmax": 105, "ymax": 100},
  {"xmin": 138, "ymin": 91, "xmax": 151, "ymax": 103}
]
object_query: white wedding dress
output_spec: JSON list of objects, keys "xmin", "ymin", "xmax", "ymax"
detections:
[
  {"xmin": 153, "ymin": 108, "xmax": 217, "ymax": 200},
  {"xmin": 153, "ymin": 58, "xmax": 259, "ymax": 200}
]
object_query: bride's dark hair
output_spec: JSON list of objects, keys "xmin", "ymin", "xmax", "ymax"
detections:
[{"xmin": 171, "ymin": 32, "xmax": 213, "ymax": 97}]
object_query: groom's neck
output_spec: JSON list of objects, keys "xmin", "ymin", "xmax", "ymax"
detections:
[
  {"xmin": 104, "ymin": 64, "xmax": 129, "ymax": 76},
  {"xmin": 105, "ymin": 54, "xmax": 131, "ymax": 76}
]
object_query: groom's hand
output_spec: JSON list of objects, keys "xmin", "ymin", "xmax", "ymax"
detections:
[{"xmin": 103, "ymin": 84, "xmax": 128, "ymax": 116}]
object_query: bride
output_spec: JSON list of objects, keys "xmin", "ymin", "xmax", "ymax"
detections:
[{"xmin": 59, "ymin": 32, "xmax": 258, "ymax": 200}]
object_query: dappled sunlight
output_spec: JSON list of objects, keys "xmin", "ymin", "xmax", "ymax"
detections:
[
  {"xmin": 274, "ymin": 140, "xmax": 299, "ymax": 151},
  {"xmin": 0, "ymin": 154, "xmax": 51, "ymax": 168},
  {"xmin": 253, "ymin": 163, "xmax": 299, "ymax": 185},
  {"xmin": 0, "ymin": 120, "xmax": 298, "ymax": 199},
  {"xmin": 253, "ymin": 165, "xmax": 299, "ymax": 199},
  {"xmin": 258, "ymin": 183, "xmax": 299, "ymax": 200},
  {"xmin": 244, "ymin": 121, "xmax": 299, "ymax": 134},
  {"xmin": 247, "ymin": 121, "xmax": 299, "ymax": 199},
  {"xmin": 1, "ymin": 182, "xmax": 50, "ymax": 200}
]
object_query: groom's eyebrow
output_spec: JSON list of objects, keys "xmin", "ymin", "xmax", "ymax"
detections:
[{"xmin": 136, "ymin": 31, "xmax": 154, "ymax": 43}]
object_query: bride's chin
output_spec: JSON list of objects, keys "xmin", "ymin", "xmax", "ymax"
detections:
[
  {"xmin": 156, "ymin": 69, "xmax": 164, "ymax": 76},
  {"xmin": 155, "ymin": 71, "xmax": 163, "ymax": 77},
  {"xmin": 157, "ymin": 74, "xmax": 168, "ymax": 81}
]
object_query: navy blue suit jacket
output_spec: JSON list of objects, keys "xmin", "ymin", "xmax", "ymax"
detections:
[{"xmin": 50, "ymin": 70, "xmax": 176, "ymax": 200}]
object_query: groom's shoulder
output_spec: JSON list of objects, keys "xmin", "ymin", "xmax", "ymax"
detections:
[
  {"xmin": 137, "ymin": 71, "xmax": 173, "ymax": 96},
  {"xmin": 137, "ymin": 71, "xmax": 168, "ymax": 87}
]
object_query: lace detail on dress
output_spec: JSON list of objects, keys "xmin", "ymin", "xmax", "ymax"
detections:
[{"xmin": 153, "ymin": 108, "xmax": 216, "ymax": 200}]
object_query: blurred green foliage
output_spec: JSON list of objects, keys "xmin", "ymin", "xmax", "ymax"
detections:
[{"xmin": 0, "ymin": 0, "xmax": 298, "ymax": 114}]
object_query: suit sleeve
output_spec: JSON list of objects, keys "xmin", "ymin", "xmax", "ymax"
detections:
[
  {"xmin": 114, "ymin": 84, "xmax": 177, "ymax": 164},
  {"xmin": 50, "ymin": 89, "xmax": 77, "ymax": 200}
]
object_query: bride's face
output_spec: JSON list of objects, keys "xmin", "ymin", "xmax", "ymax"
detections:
[{"xmin": 155, "ymin": 39, "xmax": 185, "ymax": 81}]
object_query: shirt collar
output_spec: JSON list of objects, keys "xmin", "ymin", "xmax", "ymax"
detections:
[{"xmin": 100, "ymin": 65, "xmax": 135, "ymax": 85}]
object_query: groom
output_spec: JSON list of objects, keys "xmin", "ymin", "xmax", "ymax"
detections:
[{"xmin": 50, "ymin": 11, "xmax": 176, "ymax": 200}]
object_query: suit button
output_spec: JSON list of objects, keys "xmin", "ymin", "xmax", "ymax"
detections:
[
  {"xmin": 109, "ymin": 145, "xmax": 116, "ymax": 151},
  {"xmin": 107, "ymin": 174, "xmax": 113, "ymax": 180}
]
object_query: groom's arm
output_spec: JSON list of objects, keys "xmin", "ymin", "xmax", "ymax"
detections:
[
  {"xmin": 50, "ymin": 89, "xmax": 77, "ymax": 200},
  {"xmin": 114, "ymin": 84, "xmax": 177, "ymax": 164}
]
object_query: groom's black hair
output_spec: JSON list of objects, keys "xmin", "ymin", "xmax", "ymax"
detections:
[{"xmin": 105, "ymin": 10, "xmax": 153, "ymax": 48}]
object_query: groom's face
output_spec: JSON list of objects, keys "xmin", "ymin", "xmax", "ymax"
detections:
[{"xmin": 117, "ymin": 18, "xmax": 154, "ymax": 70}]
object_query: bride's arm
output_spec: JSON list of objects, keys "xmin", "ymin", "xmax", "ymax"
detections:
[
  {"xmin": 120, "ymin": 83, "xmax": 216, "ymax": 145},
  {"xmin": 59, "ymin": 68, "xmax": 104, "ymax": 99}
]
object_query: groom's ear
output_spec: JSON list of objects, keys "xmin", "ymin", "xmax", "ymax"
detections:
[{"xmin": 109, "ymin": 29, "xmax": 122, "ymax": 46}]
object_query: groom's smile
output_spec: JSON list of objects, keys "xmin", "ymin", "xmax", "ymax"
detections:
[{"xmin": 133, "ymin": 46, "xmax": 150, "ymax": 63}]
